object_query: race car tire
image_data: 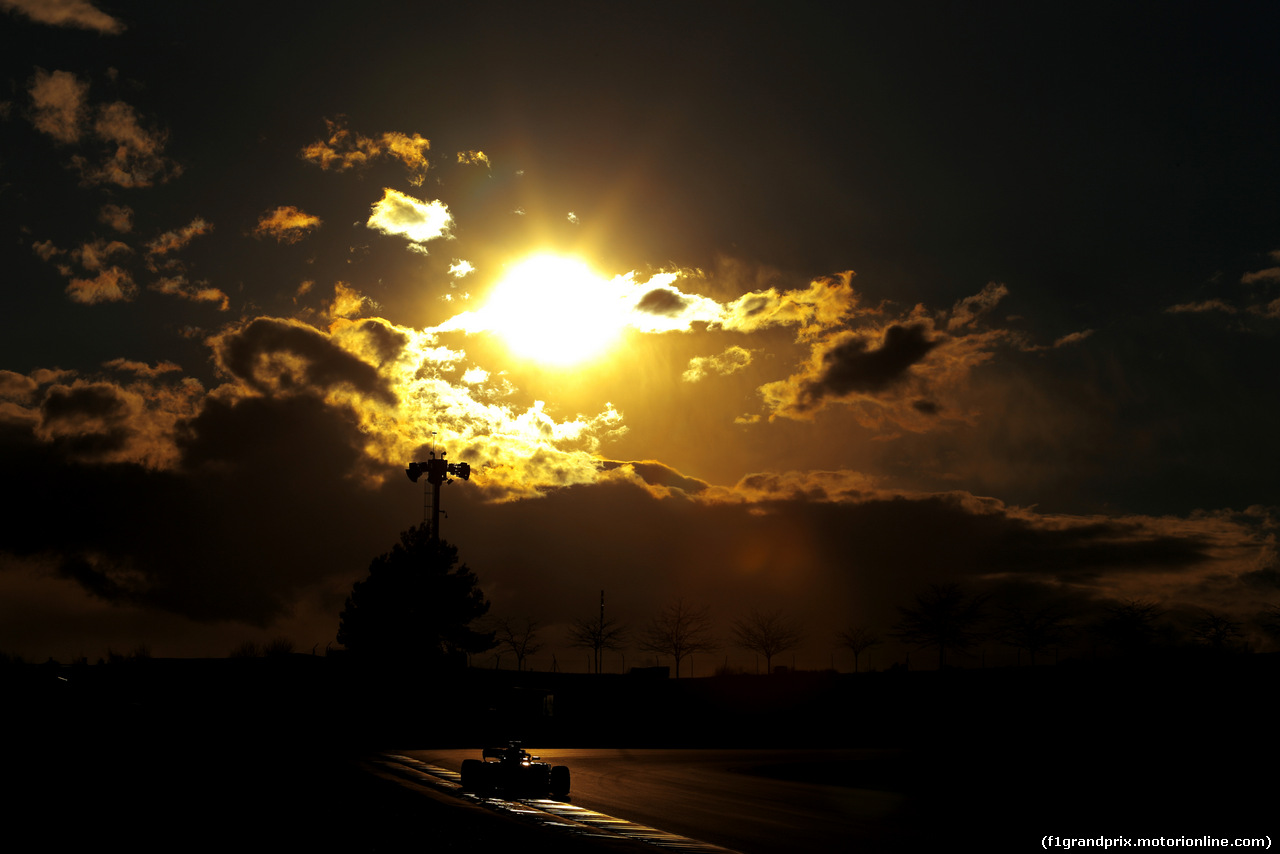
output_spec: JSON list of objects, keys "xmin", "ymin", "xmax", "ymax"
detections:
[
  {"xmin": 550, "ymin": 765, "xmax": 570, "ymax": 797},
  {"xmin": 460, "ymin": 759, "xmax": 484, "ymax": 792}
]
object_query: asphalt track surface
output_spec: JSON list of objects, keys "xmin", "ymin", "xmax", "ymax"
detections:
[{"xmin": 396, "ymin": 747, "xmax": 925, "ymax": 854}]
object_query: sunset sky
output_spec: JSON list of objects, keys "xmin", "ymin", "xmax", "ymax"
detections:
[{"xmin": 3, "ymin": 1, "xmax": 1279, "ymax": 669}]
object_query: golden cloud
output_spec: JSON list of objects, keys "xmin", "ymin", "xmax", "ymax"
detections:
[
  {"xmin": 719, "ymin": 271, "xmax": 860, "ymax": 337},
  {"xmin": 682, "ymin": 346, "xmax": 753, "ymax": 383},
  {"xmin": 73, "ymin": 101, "xmax": 180, "ymax": 187},
  {"xmin": 254, "ymin": 206, "xmax": 322, "ymax": 244},
  {"xmin": 32, "ymin": 376, "xmax": 203, "ymax": 468},
  {"xmin": 66, "ymin": 267, "xmax": 135, "ymax": 304},
  {"xmin": 301, "ymin": 117, "xmax": 430, "ymax": 183},
  {"xmin": 328, "ymin": 282, "xmax": 369, "ymax": 319},
  {"xmin": 98, "ymin": 203, "xmax": 133, "ymax": 233},
  {"xmin": 150, "ymin": 275, "xmax": 229, "ymax": 310},
  {"xmin": 72, "ymin": 238, "xmax": 131, "ymax": 272},
  {"xmin": 1241, "ymin": 266, "xmax": 1280, "ymax": 285},
  {"xmin": 145, "ymin": 218, "xmax": 212, "ymax": 257},
  {"xmin": 758, "ymin": 307, "xmax": 1004, "ymax": 429},
  {"xmin": 366, "ymin": 189, "xmax": 453, "ymax": 248},
  {"xmin": 204, "ymin": 314, "xmax": 629, "ymax": 501},
  {"xmin": 103, "ymin": 359, "xmax": 183, "ymax": 378},
  {"xmin": 28, "ymin": 68, "xmax": 87, "ymax": 143},
  {"xmin": 2, "ymin": 0, "xmax": 124, "ymax": 33},
  {"xmin": 1165, "ymin": 299, "xmax": 1238, "ymax": 315},
  {"xmin": 948, "ymin": 281, "xmax": 1008, "ymax": 330}
]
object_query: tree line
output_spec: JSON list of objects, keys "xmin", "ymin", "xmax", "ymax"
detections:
[{"xmin": 332, "ymin": 525, "xmax": 1278, "ymax": 675}]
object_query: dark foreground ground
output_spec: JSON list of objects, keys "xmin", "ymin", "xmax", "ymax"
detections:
[
  {"xmin": 10, "ymin": 738, "xmax": 664, "ymax": 852},
  {"xmin": 7, "ymin": 656, "xmax": 1277, "ymax": 849}
]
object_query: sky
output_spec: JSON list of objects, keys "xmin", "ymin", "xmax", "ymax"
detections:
[{"xmin": 2, "ymin": 0, "xmax": 1279, "ymax": 669}]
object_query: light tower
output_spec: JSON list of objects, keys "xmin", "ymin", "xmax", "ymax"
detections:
[{"xmin": 406, "ymin": 450, "xmax": 471, "ymax": 542}]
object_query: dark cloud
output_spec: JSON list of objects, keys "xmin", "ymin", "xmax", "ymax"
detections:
[
  {"xmin": 636, "ymin": 288, "xmax": 691, "ymax": 316},
  {"xmin": 1, "ymin": 395, "xmax": 408, "ymax": 628},
  {"xmin": 210, "ymin": 317, "xmax": 397, "ymax": 405},
  {"xmin": 777, "ymin": 324, "xmax": 939, "ymax": 417},
  {"xmin": 37, "ymin": 382, "xmax": 132, "ymax": 458},
  {"xmin": 600, "ymin": 459, "xmax": 710, "ymax": 495},
  {"xmin": 816, "ymin": 325, "xmax": 938, "ymax": 395},
  {"xmin": 435, "ymin": 474, "xmax": 1256, "ymax": 670},
  {"xmin": 352, "ymin": 318, "xmax": 409, "ymax": 367}
]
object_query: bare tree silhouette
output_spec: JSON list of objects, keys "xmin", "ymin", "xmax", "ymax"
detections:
[
  {"xmin": 639, "ymin": 599, "xmax": 717, "ymax": 678},
  {"xmin": 263, "ymin": 636, "xmax": 295, "ymax": 657},
  {"xmin": 568, "ymin": 610, "xmax": 628, "ymax": 674},
  {"xmin": 892, "ymin": 583, "xmax": 989, "ymax": 670},
  {"xmin": 229, "ymin": 640, "xmax": 262, "ymax": 659},
  {"xmin": 997, "ymin": 605, "xmax": 1073, "ymax": 666},
  {"xmin": 731, "ymin": 608, "xmax": 803, "ymax": 674},
  {"xmin": 836, "ymin": 625, "xmax": 882, "ymax": 673},
  {"xmin": 1256, "ymin": 604, "xmax": 1280, "ymax": 649},
  {"xmin": 337, "ymin": 525, "xmax": 494, "ymax": 667},
  {"xmin": 494, "ymin": 617, "xmax": 544, "ymax": 671},
  {"xmin": 1189, "ymin": 608, "xmax": 1244, "ymax": 652},
  {"xmin": 1094, "ymin": 598, "xmax": 1164, "ymax": 659}
]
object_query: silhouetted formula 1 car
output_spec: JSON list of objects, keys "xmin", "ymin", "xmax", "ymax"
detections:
[{"xmin": 460, "ymin": 743, "xmax": 571, "ymax": 798}]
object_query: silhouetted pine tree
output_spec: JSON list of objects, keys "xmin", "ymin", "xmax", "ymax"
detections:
[{"xmin": 337, "ymin": 525, "xmax": 494, "ymax": 667}]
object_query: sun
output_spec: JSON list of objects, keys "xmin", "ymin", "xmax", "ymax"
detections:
[{"xmin": 479, "ymin": 254, "xmax": 631, "ymax": 366}]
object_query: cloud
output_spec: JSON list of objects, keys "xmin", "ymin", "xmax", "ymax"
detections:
[
  {"xmin": 301, "ymin": 118, "xmax": 431, "ymax": 183},
  {"xmin": 1051, "ymin": 329, "xmax": 1094, "ymax": 348},
  {"xmin": 195, "ymin": 313, "xmax": 630, "ymax": 503},
  {"xmin": 1, "ymin": 0, "xmax": 124, "ymax": 32},
  {"xmin": 1165, "ymin": 299, "xmax": 1238, "ymax": 315},
  {"xmin": 72, "ymin": 238, "xmax": 131, "ymax": 272},
  {"xmin": 1241, "ymin": 266, "xmax": 1280, "ymax": 286},
  {"xmin": 31, "ymin": 239, "xmax": 62, "ymax": 261},
  {"xmin": 208, "ymin": 316, "xmax": 398, "ymax": 407},
  {"xmin": 755, "ymin": 289, "xmax": 1011, "ymax": 431},
  {"xmin": 1250, "ymin": 298, "xmax": 1280, "ymax": 320},
  {"xmin": 379, "ymin": 131, "xmax": 431, "ymax": 185},
  {"xmin": 98, "ymin": 203, "xmax": 133, "ymax": 233},
  {"xmin": 948, "ymin": 281, "xmax": 1008, "ymax": 330},
  {"xmin": 145, "ymin": 218, "xmax": 212, "ymax": 259},
  {"xmin": 66, "ymin": 267, "xmax": 135, "ymax": 304},
  {"xmin": 72, "ymin": 101, "xmax": 180, "ymax": 187},
  {"xmin": 366, "ymin": 188, "xmax": 453, "ymax": 249},
  {"xmin": 718, "ymin": 271, "xmax": 860, "ymax": 337},
  {"xmin": 449, "ymin": 259, "xmax": 475, "ymax": 278},
  {"xmin": 28, "ymin": 68, "xmax": 88, "ymax": 143},
  {"xmin": 27, "ymin": 70, "xmax": 178, "ymax": 186},
  {"xmin": 254, "ymin": 206, "xmax": 321, "ymax": 244},
  {"xmin": 683, "ymin": 346, "xmax": 753, "ymax": 382},
  {"xmin": 457, "ymin": 150, "xmax": 490, "ymax": 167},
  {"xmin": 31, "ymin": 376, "xmax": 202, "ymax": 467},
  {"xmin": 150, "ymin": 275, "xmax": 229, "ymax": 310},
  {"xmin": 1018, "ymin": 328, "xmax": 1096, "ymax": 352},
  {"xmin": 103, "ymin": 359, "xmax": 183, "ymax": 378},
  {"xmin": 300, "ymin": 117, "xmax": 378, "ymax": 171},
  {"xmin": 760, "ymin": 323, "xmax": 940, "ymax": 419},
  {"xmin": 599, "ymin": 459, "xmax": 712, "ymax": 497},
  {"xmin": 0, "ymin": 389, "xmax": 397, "ymax": 626},
  {"xmin": 328, "ymin": 282, "xmax": 370, "ymax": 319},
  {"xmin": 446, "ymin": 467, "xmax": 1276, "ymax": 661},
  {"xmin": 635, "ymin": 287, "xmax": 691, "ymax": 316}
]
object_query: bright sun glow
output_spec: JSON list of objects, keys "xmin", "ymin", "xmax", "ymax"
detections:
[{"xmin": 479, "ymin": 254, "xmax": 631, "ymax": 366}]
